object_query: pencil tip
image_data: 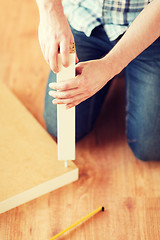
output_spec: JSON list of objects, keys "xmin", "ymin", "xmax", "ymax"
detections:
[{"xmin": 102, "ymin": 206, "xmax": 105, "ymax": 211}]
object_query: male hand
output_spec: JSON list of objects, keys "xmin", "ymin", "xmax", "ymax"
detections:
[
  {"xmin": 49, "ymin": 58, "xmax": 114, "ymax": 108},
  {"xmin": 38, "ymin": 4, "xmax": 76, "ymax": 73}
]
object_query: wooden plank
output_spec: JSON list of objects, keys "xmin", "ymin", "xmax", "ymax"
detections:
[
  {"xmin": 1, "ymin": 0, "xmax": 160, "ymax": 239},
  {"xmin": 0, "ymin": 81, "xmax": 78, "ymax": 214},
  {"xmin": 57, "ymin": 53, "xmax": 75, "ymax": 161}
]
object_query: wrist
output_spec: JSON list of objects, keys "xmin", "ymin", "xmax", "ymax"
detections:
[
  {"xmin": 101, "ymin": 51, "xmax": 122, "ymax": 80},
  {"xmin": 37, "ymin": 0, "xmax": 64, "ymax": 18}
]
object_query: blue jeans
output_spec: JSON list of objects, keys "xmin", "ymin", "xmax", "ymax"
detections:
[{"xmin": 43, "ymin": 25, "xmax": 160, "ymax": 161}]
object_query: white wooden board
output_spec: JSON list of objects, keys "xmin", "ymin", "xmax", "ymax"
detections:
[{"xmin": 0, "ymin": 81, "xmax": 78, "ymax": 214}]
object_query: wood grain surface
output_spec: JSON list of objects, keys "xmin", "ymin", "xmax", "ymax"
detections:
[
  {"xmin": 0, "ymin": 0, "xmax": 160, "ymax": 239},
  {"xmin": 0, "ymin": 81, "xmax": 78, "ymax": 214}
]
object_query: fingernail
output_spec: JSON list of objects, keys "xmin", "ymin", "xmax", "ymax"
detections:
[
  {"xmin": 51, "ymin": 66, "xmax": 59, "ymax": 73},
  {"xmin": 52, "ymin": 99, "xmax": 57, "ymax": 104},
  {"xmin": 66, "ymin": 105, "xmax": 70, "ymax": 110},
  {"xmin": 55, "ymin": 67, "xmax": 59, "ymax": 73},
  {"xmin": 49, "ymin": 91, "xmax": 54, "ymax": 96},
  {"xmin": 49, "ymin": 83, "xmax": 55, "ymax": 88},
  {"xmin": 63, "ymin": 62, "xmax": 69, "ymax": 68}
]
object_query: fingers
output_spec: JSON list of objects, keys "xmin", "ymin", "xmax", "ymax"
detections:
[
  {"xmin": 45, "ymin": 40, "xmax": 71, "ymax": 73},
  {"xmin": 52, "ymin": 93, "xmax": 85, "ymax": 108},
  {"xmin": 66, "ymin": 99, "xmax": 83, "ymax": 109},
  {"xmin": 49, "ymin": 87, "xmax": 81, "ymax": 100},
  {"xmin": 60, "ymin": 39, "xmax": 70, "ymax": 67},
  {"xmin": 46, "ymin": 40, "xmax": 76, "ymax": 73},
  {"xmin": 40, "ymin": 41, "xmax": 59, "ymax": 73},
  {"xmin": 75, "ymin": 53, "xmax": 79, "ymax": 64},
  {"xmin": 48, "ymin": 75, "xmax": 83, "ymax": 108},
  {"xmin": 49, "ymin": 77, "xmax": 79, "ymax": 91},
  {"xmin": 49, "ymin": 44, "xmax": 59, "ymax": 73}
]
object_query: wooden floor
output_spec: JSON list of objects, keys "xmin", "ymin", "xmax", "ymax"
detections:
[{"xmin": 0, "ymin": 0, "xmax": 160, "ymax": 239}]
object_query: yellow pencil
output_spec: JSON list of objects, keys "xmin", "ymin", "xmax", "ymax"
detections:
[{"xmin": 50, "ymin": 206, "xmax": 104, "ymax": 240}]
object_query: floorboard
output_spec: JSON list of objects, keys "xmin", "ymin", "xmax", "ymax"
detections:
[{"xmin": 0, "ymin": 0, "xmax": 160, "ymax": 239}]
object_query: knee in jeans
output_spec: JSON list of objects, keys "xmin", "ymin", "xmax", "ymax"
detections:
[
  {"xmin": 76, "ymin": 129, "xmax": 91, "ymax": 142},
  {"xmin": 128, "ymin": 140, "xmax": 149, "ymax": 161},
  {"xmin": 127, "ymin": 138, "xmax": 160, "ymax": 162},
  {"xmin": 43, "ymin": 110, "xmax": 57, "ymax": 138}
]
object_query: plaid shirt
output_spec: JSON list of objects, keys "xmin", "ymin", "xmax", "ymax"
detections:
[{"xmin": 63, "ymin": 0, "xmax": 152, "ymax": 41}]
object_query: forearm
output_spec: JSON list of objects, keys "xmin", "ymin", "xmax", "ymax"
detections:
[
  {"xmin": 47, "ymin": 0, "xmax": 160, "ymax": 107},
  {"xmin": 105, "ymin": 0, "xmax": 160, "ymax": 75},
  {"xmin": 35, "ymin": 0, "xmax": 74, "ymax": 71}
]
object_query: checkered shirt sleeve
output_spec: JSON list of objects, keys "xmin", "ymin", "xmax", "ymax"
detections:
[{"xmin": 63, "ymin": 0, "xmax": 152, "ymax": 41}]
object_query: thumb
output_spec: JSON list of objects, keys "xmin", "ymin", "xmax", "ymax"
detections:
[{"xmin": 75, "ymin": 53, "xmax": 79, "ymax": 63}]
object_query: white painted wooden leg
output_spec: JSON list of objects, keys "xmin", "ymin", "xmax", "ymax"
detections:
[{"xmin": 57, "ymin": 53, "xmax": 75, "ymax": 165}]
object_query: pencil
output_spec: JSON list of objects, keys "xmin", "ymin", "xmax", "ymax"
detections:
[{"xmin": 50, "ymin": 206, "xmax": 104, "ymax": 240}]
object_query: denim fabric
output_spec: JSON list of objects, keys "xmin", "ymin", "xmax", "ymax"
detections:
[
  {"xmin": 43, "ymin": 25, "xmax": 114, "ymax": 142},
  {"xmin": 125, "ymin": 37, "xmax": 160, "ymax": 161},
  {"xmin": 43, "ymin": 25, "xmax": 160, "ymax": 161}
]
